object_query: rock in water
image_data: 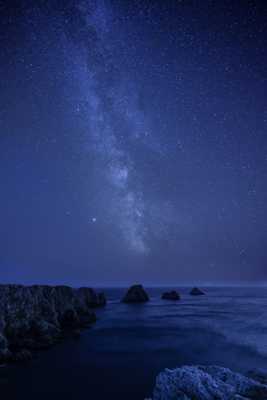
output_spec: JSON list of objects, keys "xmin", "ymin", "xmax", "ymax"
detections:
[
  {"xmin": 161, "ymin": 291, "xmax": 180, "ymax": 301},
  {"xmin": 0, "ymin": 284, "xmax": 106, "ymax": 364},
  {"xmin": 122, "ymin": 284, "xmax": 149, "ymax": 303},
  {"xmin": 152, "ymin": 365, "xmax": 267, "ymax": 400},
  {"xmin": 190, "ymin": 287, "xmax": 205, "ymax": 296}
]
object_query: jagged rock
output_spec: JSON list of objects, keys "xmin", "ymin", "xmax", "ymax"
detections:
[
  {"xmin": 30, "ymin": 319, "xmax": 61, "ymax": 340},
  {"xmin": 152, "ymin": 365, "xmax": 267, "ymax": 400},
  {"xmin": 122, "ymin": 284, "xmax": 149, "ymax": 303},
  {"xmin": 161, "ymin": 291, "xmax": 180, "ymax": 301},
  {"xmin": 190, "ymin": 287, "xmax": 205, "ymax": 296},
  {"xmin": 0, "ymin": 284, "xmax": 106, "ymax": 363}
]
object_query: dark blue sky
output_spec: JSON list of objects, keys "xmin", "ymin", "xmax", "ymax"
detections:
[{"xmin": 1, "ymin": 0, "xmax": 267, "ymax": 286}]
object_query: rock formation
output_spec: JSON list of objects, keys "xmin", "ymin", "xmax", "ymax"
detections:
[
  {"xmin": 190, "ymin": 287, "xmax": 205, "ymax": 296},
  {"xmin": 152, "ymin": 365, "xmax": 267, "ymax": 399},
  {"xmin": 0, "ymin": 284, "xmax": 106, "ymax": 363},
  {"xmin": 161, "ymin": 291, "xmax": 180, "ymax": 301},
  {"xmin": 247, "ymin": 369, "xmax": 267, "ymax": 385},
  {"xmin": 122, "ymin": 284, "xmax": 149, "ymax": 303}
]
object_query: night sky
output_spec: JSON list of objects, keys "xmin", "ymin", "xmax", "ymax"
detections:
[{"xmin": 1, "ymin": 0, "xmax": 267, "ymax": 286}]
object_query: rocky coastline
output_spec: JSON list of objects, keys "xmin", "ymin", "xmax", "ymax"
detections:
[
  {"xmin": 0, "ymin": 284, "xmax": 106, "ymax": 363},
  {"xmin": 1, "ymin": 284, "xmax": 266, "ymax": 399},
  {"xmin": 0, "ymin": 284, "xmax": 207, "ymax": 364},
  {"xmin": 150, "ymin": 365, "xmax": 267, "ymax": 399}
]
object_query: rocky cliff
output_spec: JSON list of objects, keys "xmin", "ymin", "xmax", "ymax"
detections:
[{"xmin": 0, "ymin": 284, "xmax": 106, "ymax": 363}]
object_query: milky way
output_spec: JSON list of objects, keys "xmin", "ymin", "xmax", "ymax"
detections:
[
  {"xmin": 64, "ymin": 0, "xmax": 174, "ymax": 254},
  {"xmin": 1, "ymin": 0, "xmax": 267, "ymax": 284}
]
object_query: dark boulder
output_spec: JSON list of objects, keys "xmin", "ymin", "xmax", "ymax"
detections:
[
  {"xmin": 161, "ymin": 291, "xmax": 180, "ymax": 301},
  {"xmin": 122, "ymin": 284, "xmax": 149, "ymax": 303},
  {"xmin": 190, "ymin": 287, "xmax": 205, "ymax": 296}
]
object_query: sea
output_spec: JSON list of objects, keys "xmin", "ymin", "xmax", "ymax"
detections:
[{"xmin": 1, "ymin": 286, "xmax": 267, "ymax": 399}]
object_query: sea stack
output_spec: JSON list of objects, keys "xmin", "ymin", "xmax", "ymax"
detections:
[
  {"xmin": 161, "ymin": 290, "xmax": 180, "ymax": 301},
  {"xmin": 122, "ymin": 284, "xmax": 149, "ymax": 303},
  {"xmin": 190, "ymin": 287, "xmax": 205, "ymax": 295}
]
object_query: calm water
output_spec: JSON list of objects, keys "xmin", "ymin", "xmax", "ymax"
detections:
[{"xmin": 1, "ymin": 286, "xmax": 267, "ymax": 399}]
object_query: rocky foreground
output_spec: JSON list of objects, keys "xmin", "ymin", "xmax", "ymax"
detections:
[
  {"xmin": 150, "ymin": 365, "xmax": 267, "ymax": 399},
  {"xmin": 0, "ymin": 284, "xmax": 105, "ymax": 363}
]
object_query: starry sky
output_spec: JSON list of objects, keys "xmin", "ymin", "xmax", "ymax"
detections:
[{"xmin": 1, "ymin": 0, "xmax": 267, "ymax": 286}]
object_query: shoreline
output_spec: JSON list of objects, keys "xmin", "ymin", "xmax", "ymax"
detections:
[{"xmin": 1, "ymin": 285, "xmax": 267, "ymax": 399}]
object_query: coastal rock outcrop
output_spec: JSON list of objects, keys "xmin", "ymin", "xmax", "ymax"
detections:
[
  {"xmin": 0, "ymin": 284, "xmax": 106, "ymax": 363},
  {"xmin": 161, "ymin": 291, "xmax": 180, "ymax": 301},
  {"xmin": 190, "ymin": 287, "xmax": 205, "ymax": 296},
  {"xmin": 247, "ymin": 369, "xmax": 267, "ymax": 385},
  {"xmin": 122, "ymin": 284, "xmax": 149, "ymax": 303},
  {"xmin": 152, "ymin": 365, "xmax": 267, "ymax": 400}
]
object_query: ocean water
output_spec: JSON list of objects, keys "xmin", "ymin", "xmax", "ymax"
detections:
[{"xmin": 1, "ymin": 286, "xmax": 267, "ymax": 399}]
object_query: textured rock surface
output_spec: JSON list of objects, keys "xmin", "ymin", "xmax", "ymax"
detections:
[
  {"xmin": 247, "ymin": 369, "xmax": 267, "ymax": 385},
  {"xmin": 161, "ymin": 291, "xmax": 180, "ymax": 301},
  {"xmin": 190, "ymin": 287, "xmax": 205, "ymax": 296},
  {"xmin": 122, "ymin": 284, "xmax": 149, "ymax": 303},
  {"xmin": 152, "ymin": 365, "xmax": 267, "ymax": 400},
  {"xmin": 0, "ymin": 284, "xmax": 106, "ymax": 363}
]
